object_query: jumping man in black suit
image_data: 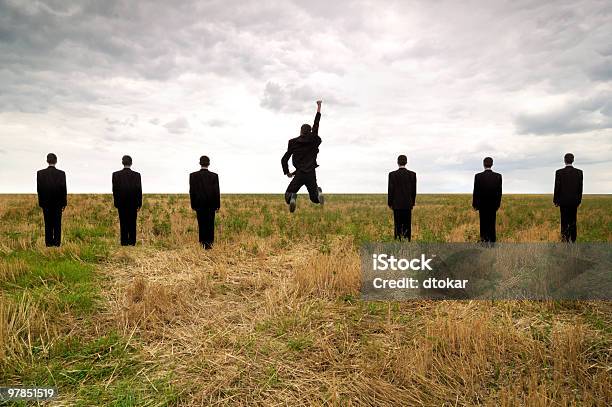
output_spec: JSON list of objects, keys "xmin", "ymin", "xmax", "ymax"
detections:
[
  {"xmin": 281, "ymin": 100, "xmax": 325, "ymax": 213},
  {"xmin": 112, "ymin": 155, "xmax": 142, "ymax": 246},
  {"xmin": 37, "ymin": 153, "xmax": 67, "ymax": 247},
  {"xmin": 189, "ymin": 156, "xmax": 220, "ymax": 249},
  {"xmin": 554, "ymin": 153, "xmax": 583, "ymax": 242},
  {"xmin": 388, "ymin": 155, "xmax": 417, "ymax": 241},
  {"xmin": 472, "ymin": 157, "xmax": 502, "ymax": 243}
]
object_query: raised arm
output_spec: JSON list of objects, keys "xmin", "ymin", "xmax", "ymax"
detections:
[{"xmin": 312, "ymin": 100, "xmax": 322, "ymax": 137}]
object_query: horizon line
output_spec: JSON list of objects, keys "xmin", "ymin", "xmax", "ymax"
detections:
[{"xmin": 1, "ymin": 192, "xmax": 610, "ymax": 196}]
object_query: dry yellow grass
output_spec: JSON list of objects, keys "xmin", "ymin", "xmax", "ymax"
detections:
[
  {"xmin": 96, "ymin": 237, "xmax": 611, "ymax": 405},
  {"xmin": 0, "ymin": 294, "xmax": 53, "ymax": 364},
  {"xmin": 1, "ymin": 194, "xmax": 611, "ymax": 405}
]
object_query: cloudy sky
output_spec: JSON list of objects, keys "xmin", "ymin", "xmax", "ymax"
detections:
[{"xmin": 1, "ymin": 0, "xmax": 611, "ymax": 193}]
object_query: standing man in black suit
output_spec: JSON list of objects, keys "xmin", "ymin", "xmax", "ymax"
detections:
[
  {"xmin": 554, "ymin": 153, "xmax": 583, "ymax": 242},
  {"xmin": 37, "ymin": 153, "xmax": 67, "ymax": 247},
  {"xmin": 189, "ymin": 156, "xmax": 220, "ymax": 249},
  {"xmin": 472, "ymin": 157, "xmax": 502, "ymax": 243},
  {"xmin": 388, "ymin": 155, "xmax": 417, "ymax": 241},
  {"xmin": 112, "ymin": 155, "xmax": 142, "ymax": 246},
  {"xmin": 281, "ymin": 100, "xmax": 325, "ymax": 213}
]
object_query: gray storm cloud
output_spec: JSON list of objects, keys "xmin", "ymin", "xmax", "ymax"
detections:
[
  {"xmin": 163, "ymin": 117, "xmax": 190, "ymax": 135},
  {"xmin": 515, "ymin": 92, "xmax": 612, "ymax": 135},
  {"xmin": 0, "ymin": 0, "xmax": 610, "ymax": 193}
]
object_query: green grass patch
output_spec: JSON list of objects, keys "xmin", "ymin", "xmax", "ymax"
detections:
[
  {"xmin": 286, "ymin": 335, "xmax": 313, "ymax": 352},
  {"xmin": 3, "ymin": 333, "xmax": 180, "ymax": 406},
  {"xmin": 1, "ymin": 252, "xmax": 99, "ymax": 314}
]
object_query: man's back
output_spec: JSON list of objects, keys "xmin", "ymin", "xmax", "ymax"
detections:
[
  {"xmin": 189, "ymin": 169, "xmax": 220, "ymax": 210},
  {"xmin": 287, "ymin": 135, "xmax": 321, "ymax": 172},
  {"xmin": 37, "ymin": 167, "xmax": 67, "ymax": 208},
  {"xmin": 281, "ymin": 111, "xmax": 321, "ymax": 174},
  {"xmin": 388, "ymin": 168, "xmax": 417, "ymax": 210},
  {"xmin": 473, "ymin": 170, "xmax": 502, "ymax": 210},
  {"xmin": 554, "ymin": 166, "xmax": 583, "ymax": 207},
  {"xmin": 112, "ymin": 168, "xmax": 142, "ymax": 209}
]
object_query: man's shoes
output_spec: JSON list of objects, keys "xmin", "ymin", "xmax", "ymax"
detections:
[
  {"xmin": 289, "ymin": 193, "xmax": 297, "ymax": 213},
  {"xmin": 317, "ymin": 187, "xmax": 324, "ymax": 206}
]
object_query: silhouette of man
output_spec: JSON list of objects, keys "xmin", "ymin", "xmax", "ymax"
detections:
[
  {"xmin": 554, "ymin": 153, "xmax": 583, "ymax": 242},
  {"xmin": 189, "ymin": 156, "xmax": 220, "ymax": 249},
  {"xmin": 112, "ymin": 155, "xmax": 142, "ymax": 246},
  {"xmin": 472, "ymin": 157, "xmax": 502, "ymax": 243},
  {"xmin": 281, "ymin": 100, "xmax": 325, "ymax": 213},
  {"xmin": 37, "ymin": 153, "xmax": 67, "ymax": 247},
  {"xmin": 388, "ymin": 155, "xmax": 417, "ymax": 241}
]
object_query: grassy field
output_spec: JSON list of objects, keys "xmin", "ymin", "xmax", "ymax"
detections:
[{"xmin": 1, "ymin": 193, "xmax": 611, "ymax": 406}]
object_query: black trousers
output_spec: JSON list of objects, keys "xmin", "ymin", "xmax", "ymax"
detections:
[
  {"xmin": 42, "ymin": 206, "xmax": 63, "ymax": 247},
  {"xmin": 478, "ymin": 208, "xmax": 497, "ymax": 243},
  {"xmin": 560, "ymin": 205, "xmax": 578, "ymax": 242},
  {"xmin": 284, "ymin": 170, "xmax": 320, "ymax": 204},
  {"xmin": 118, "ymin": 207, "xmax": 138, "ymax": 246},
  {"xmin": 196, "ymin": 209, "xmax": 216, "ymax": 249},
  {"xmin": 393, "ymin": 209, "xmax": 412, "ymax": 241}
]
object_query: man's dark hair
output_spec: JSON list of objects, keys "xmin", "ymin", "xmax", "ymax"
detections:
[
  {"xmin": 122, "ymin": 155, "xmax": 132, "ymax": 166},
  {"xmin": 564, "ymin": 153, "xmax": 574, "ymax": 164},
  {"xmin": 483, "ymin": 157, "xmax": 493, "ymax": 168},
  {"xmin": 46, "ymin": 153, "xmax": 57, "ymax": 165},
  {"xmin": 300, "ymin": 124, "xmax": 311, "ymax": 136},
  {"xmin": 397, "ymin": 155, "xmax": 407, "ymax": 166},
  {"xmin": 200, "ymin": 155, "xmax": 210, "ymax": 167}
]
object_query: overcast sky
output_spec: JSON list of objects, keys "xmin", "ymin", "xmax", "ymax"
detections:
[{"xmin": 1, "ymin": 0, "xmax": 611, "ymax": 193}]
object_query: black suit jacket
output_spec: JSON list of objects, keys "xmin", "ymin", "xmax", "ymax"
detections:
[
  {"xmin": 554, "ymin": 166, "xmax": 583, "ymax": 207},
  {"xmin": 37, "ymin": 166, "xmax": 67, "ymax": 208},
  {"xmin": 189, "ymin": 169, "xmax": 220, "ymax": 210},
  {"xmin": 281, "ymin": 112, "xmax": 321, "ymax": 174},
  {"xmin": 388, "ymin": 168, "xmax": 417, "ymax": 209},
  {"xmin": 112, "ymin": 168, "xmax": 142, "ymax": 209},
  {"xmin": 472, "ymin": 170, "xmax": 502, "ymax": 211}
]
